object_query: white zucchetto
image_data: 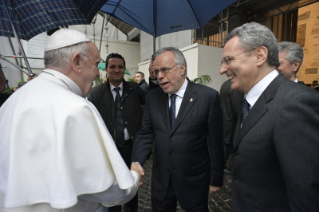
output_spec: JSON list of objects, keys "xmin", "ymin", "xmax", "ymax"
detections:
[{"xmin": 44, "ymin": 28, "xmax": 91, "ymax": 52}]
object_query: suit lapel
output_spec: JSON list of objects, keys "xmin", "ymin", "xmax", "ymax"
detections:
[
  {"xmin": 121, "ymin": 81, "xmax": 132, "ymax": 104},
  {"xmin": 171, "ymin": 80, "xmax": 197, "ymax": 134},
  {"xmin": 233, "ymin": 74, "xmax": 286, "ymax": 149}
]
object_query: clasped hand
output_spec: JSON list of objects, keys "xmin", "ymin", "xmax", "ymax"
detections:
[{"xmin": 130, "ymin": 162, "xmax": 145, "ymax": 187}]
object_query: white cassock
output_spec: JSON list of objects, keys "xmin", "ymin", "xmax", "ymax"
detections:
[{"xmin": 0, "ymin": 69, "xmax": 139, "ymax": 212}]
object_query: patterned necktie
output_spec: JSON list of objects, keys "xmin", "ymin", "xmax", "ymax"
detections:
[
  {"xmin": 169, "ymin": 94, "xmax": 177, "ymax": 130},
  {"xmin": 241, "ymin": 98, "xmax": 250, "ymax": 125},
  {"xmin": 114, "ymin": 87, "xmax": 125, "ymax": 147}
]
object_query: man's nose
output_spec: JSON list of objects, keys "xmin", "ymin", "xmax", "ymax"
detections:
[
  {"xmin": 157, "ymin": 71, "xmax": 165, "ymax": 79},
  {"xmin": 219, "ymin": 65, "xmax": 227, "ymax": 75}
]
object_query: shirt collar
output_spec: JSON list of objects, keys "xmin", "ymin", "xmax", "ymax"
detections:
[
  {"xmin": 110, "ymin": 81, "xmax": 123, "ymax": 91},
  {"xmin": 169, "ymin": 78, "xmax": 188, "ymax": 98},
  {"xmin": 43, "ymin": 69, "xmax": 83, "ymax": 96},
  {"xmin": 246, "ymin": 69, "xmax": 278, "ymax": 107}
]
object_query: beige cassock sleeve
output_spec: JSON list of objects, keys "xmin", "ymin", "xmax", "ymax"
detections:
[{"xmin": 78, "ymin": 171, "xmax": 139, "ymax": 207}]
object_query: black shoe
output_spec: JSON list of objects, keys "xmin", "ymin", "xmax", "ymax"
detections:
[{"xmin": 224, "ymin": 168, "xmax": 232, "ymax": 174}]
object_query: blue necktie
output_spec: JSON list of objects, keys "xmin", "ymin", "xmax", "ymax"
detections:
[
  {"xmin": 170, "ymin": 94, "xmax": 177, "ymax": 130},
  {"xmin": 241, "ymin": 98, "xmax": 250, "ymax": 125}
]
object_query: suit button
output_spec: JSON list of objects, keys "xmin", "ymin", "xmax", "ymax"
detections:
[
  {"xmin": 169, "ymin": 152, "xmax": 172, "ymax": 155},
  {"xmin": 170, "ymin": 135, "xmax": 173, "ymax": 138},
  {"xmin": 232, "ymin": 175, "xmax": 236, "ymax": 180},
  {"xmin": 120, "ymin": 107, "xmax": 123, "ymax": 109},
  {"xmin": 232, "ymin": 152, "xmax": 237, "ymax": 156},
  {"xmin": 125, "ymin": 122, "xmax": 128, "ymax": 125}
]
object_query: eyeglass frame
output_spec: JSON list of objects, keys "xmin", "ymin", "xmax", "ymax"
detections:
[
  {"xmin": 152, "ymin": 64, "xmax": 178, "ymax": 77},
  {"xmin": 220, "ymin": 47, "xmax": 259, "ymax": 66}
]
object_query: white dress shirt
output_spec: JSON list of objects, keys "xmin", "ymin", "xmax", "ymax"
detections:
[
  {"xmin": 168, "ymin": 78, "xmax": 188, "ymax": 118},
  {"xmin": 245, "ymin": 70, "xmax": 279, "ymax": 109}
]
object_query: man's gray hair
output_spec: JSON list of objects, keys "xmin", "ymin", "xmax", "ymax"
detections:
[
  {"xmin": 278, "ymin": 41, "xmax": 303, "ymax": 73},
  {"xmin": 224, "ymin": 22, "xmax": 279, "ymax": 68},
  {"xmin": 154, "ymin": 47, "xmax": 187, "ymax": 73},
  {"xmin": 44, "ymin": 42, "xmax": 89, "ymax": 69}
]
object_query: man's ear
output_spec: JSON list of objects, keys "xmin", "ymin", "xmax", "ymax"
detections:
[
  {"xmin": 180, "ymin": 64, "xmax": 186, "ymax": 76},
  {"xmin": 293, "ymin": 60, "xmax": 301, "ymax": 73},
  {"xmin": 255, "ymin": 46, "xmax": 268, "ymax": 67},
  {"xmin": 71, "ymin": 53, "xmax": 81, "ymax": 73}
]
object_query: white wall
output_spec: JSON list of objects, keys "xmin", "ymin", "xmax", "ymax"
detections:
[
  {"xmin": 138, "ymin": 43, "xmax": 227, "ymax": 91},
  {"xmin": 197, "ymin": 44, "xmax": 228, "ymax": 91},
  {"xmin": 140, "ymin": 30, "xmax": 193, "ymax": 62}
]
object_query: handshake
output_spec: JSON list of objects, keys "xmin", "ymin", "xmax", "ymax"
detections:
[{"xmin": 130, "ymin": 162, "xmax": 145, "ymax": 187}]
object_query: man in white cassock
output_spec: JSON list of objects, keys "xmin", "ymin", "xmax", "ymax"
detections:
[{"xmin": 0, "ymin": 29, "xmax": 140, "ymax": 212}]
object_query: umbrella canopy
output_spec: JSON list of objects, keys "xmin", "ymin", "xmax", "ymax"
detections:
[
  {"xmin": 0, "ymin": 0, "xmax": 108, "ymax": 41},
  {"xmin": 100, "ymin": 0, "xmax": 238, "ymax": 38}
]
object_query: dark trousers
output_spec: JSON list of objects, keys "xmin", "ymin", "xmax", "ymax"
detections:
[
  {"xmin": 224, "ymin": 143, "xmax": 233, "ymax": 168},
  {"xmin": 151, "ymin": 177, "xmax": 208, "ymax": 212},
  {"xmin": 103, "ymin": 141, "xmax": 138, "ymax": 212}
]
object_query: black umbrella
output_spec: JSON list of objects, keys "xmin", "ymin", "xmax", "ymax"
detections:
[{"xmin": 0, "ymin": 0, "xmax": 108, "ymax": 74}]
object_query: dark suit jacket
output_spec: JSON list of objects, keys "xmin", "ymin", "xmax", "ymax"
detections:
[
  {"xmin": 132, "ymin": 79, "xmax": 224, "ymax": 208},
  {"xmin": 232, "ymin": 74, "xmax": 319, "ymax": 211},
  {"xmin": 88, "ymin": 80, "xmax": 145, "ymax": 142},
  {"xmin": 220, "ymin": 79, "xmax": 244, "ymax": 145},
  {"xmin": 138, "ymin": 79, "xmax": 149, "ymax": 92}
]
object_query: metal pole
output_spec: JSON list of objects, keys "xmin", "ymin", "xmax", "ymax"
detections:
[
  {"xmin": 153, "ymin": 0, "xmax": 157, "ymax": 54},
  {"xmin": 7, "ymin": 37, "xmax": 23, "ymax": 80},
  {"xmin": 0, "ymin": 56, "xmax": 29, "ymax": 75},
  {"xmin": 3, "ymin": 0, "xmax": 33, "ymax": 75},
  {"xmin": 99, "ymin": 13, "xmax": 106, "ymax": 53},
  {"xmin": 105, "ymin": 25, "xmax": 108, "ymax": 55}
]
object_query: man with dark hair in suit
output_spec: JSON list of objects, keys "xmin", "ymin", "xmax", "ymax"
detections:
[
  {"xmin": 88, "ymin": 53, "xmax": 146, "ymax": 212},
  {"xmin": 278, "ymin": 41, "xmax": 304, "ymax": 84},
  {"xmin": 219, "ymin": 79, "xmax": 243, "ymax": 174},
  {"xmin": 220, "ymin": 22, "xmax": 319, "ymax": 211},
  {"xmin": 131, "ymin": 47, "xmax": 224, "ymax": 211}
]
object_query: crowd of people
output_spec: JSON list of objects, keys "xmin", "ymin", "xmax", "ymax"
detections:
[{"xmin": 0, "ymin": 22, "xmax": 319, "ymax": 212}]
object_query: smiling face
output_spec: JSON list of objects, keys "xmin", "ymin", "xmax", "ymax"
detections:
[
  {"xmin": 79, "ymin": 42, "xmax": 101, "ymax": 97},
  {"xmin": 220, "ymin": 36, "xmax": 260, "ymax": 94},
  {"xmin": 154, "ymin": 51, "xmax": 185, "ymax": 94},
  {"xmin": 277, "ymin": 50, "xmax": 298, "ymax": 81},
  {"xmin": 105, "ymin": 58, "xmax": 125, "ymax": 87}
]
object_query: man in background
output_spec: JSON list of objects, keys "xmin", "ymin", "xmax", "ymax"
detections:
[
  {"xmin": 89, "ymin": 53, "xmax": 146, "ymax": 212},
  {"xmin": 135, "ymin": 71, "xmax": 149, "ymax": 91},
  {"xmin": 0, "ymin": 29, "xmax": 139, "ymax": 212},
  {"xmin": 277, "ymin": 41, "xmax": 304, "ymax": 84}
]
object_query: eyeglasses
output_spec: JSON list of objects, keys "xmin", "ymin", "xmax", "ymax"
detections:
[
  {"xmin": 153, "ymin": 64, "xmax": 177, "ymax": 77},
  {"xmin": 220, "ymin": 47, "xmax": 258, "ymax": 66}
]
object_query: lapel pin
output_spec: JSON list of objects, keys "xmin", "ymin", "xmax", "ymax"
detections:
[{"xmin": 190, "ymin": 98, "xmax": 193, "ymax": 102}]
